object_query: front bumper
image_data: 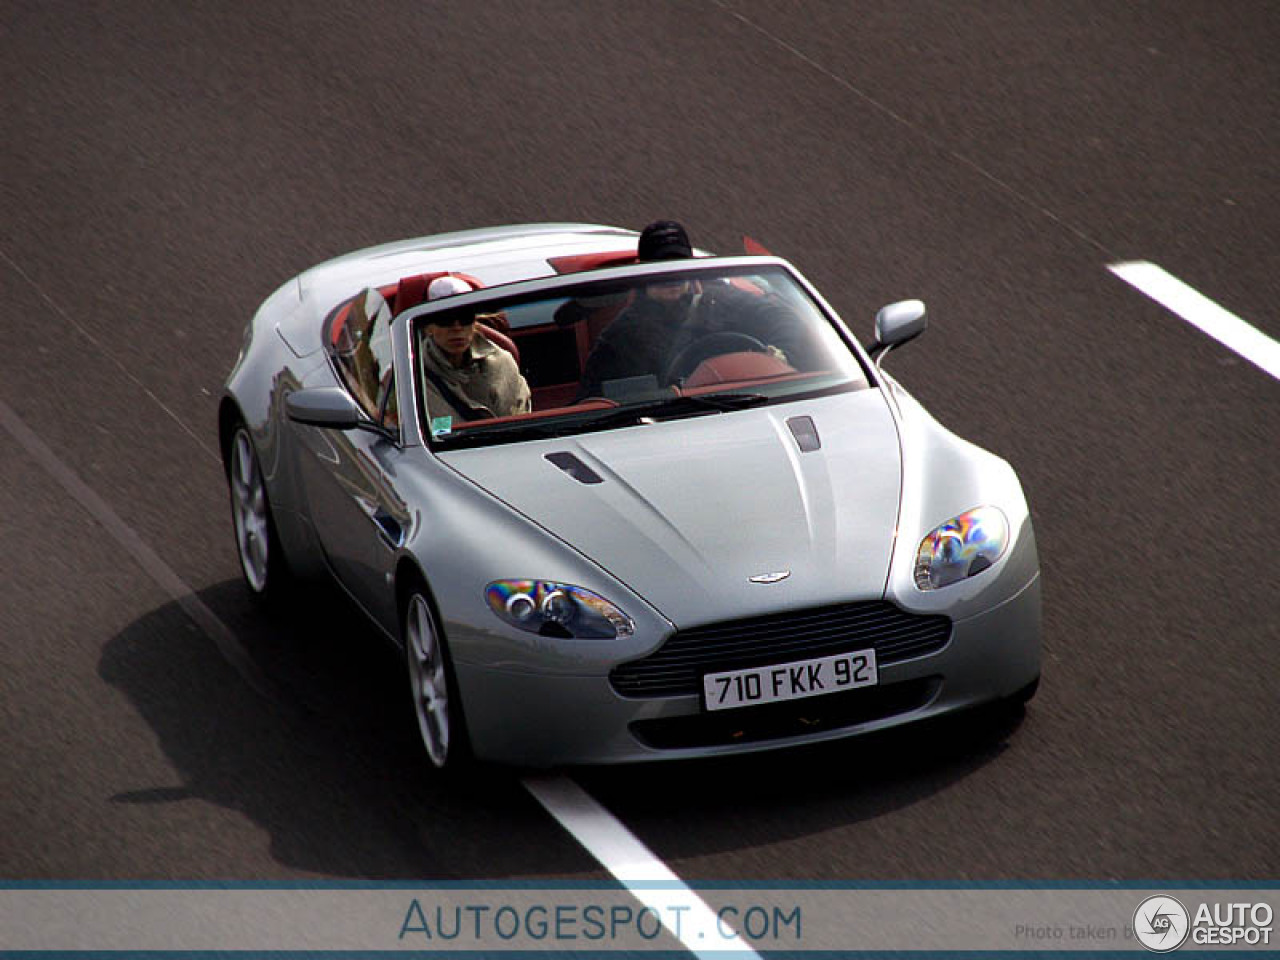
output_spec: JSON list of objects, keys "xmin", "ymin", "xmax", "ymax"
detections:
[{"xmin": 455, "ymin": 574, "xmax": 1041, "ymax": 767}]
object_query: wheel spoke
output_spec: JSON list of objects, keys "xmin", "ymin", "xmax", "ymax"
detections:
[
  {"xmin": 250, "ymin": 506, "xmax": 267, "ymax": 539},
  {"xmin": 236, "ymin": 435, "xmax": 254, "ymax": 488},
  {"xmin": 415, "ymin": 606, "xmax": 433, "ymax": 660}
]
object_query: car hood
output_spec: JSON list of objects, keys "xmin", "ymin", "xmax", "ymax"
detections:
[{"xmin": 438, "ymin": 391, "xmax": 903, "ymax": 627}]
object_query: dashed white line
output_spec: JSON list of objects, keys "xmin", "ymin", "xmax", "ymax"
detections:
[
  {"xmin": 523, "ymin": 775, "xmax": 760, "ymax": 958},
  {"xmin": 1109, "ymin": 261, "xmax": 1280, "ymax": 381}
]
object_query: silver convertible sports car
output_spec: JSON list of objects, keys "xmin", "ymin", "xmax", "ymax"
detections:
[{"xmin": 220, "ymin": 223, "xmax": 1041, "ymax": 768}]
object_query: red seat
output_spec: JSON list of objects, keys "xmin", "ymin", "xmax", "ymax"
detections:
[
  {"xmin": 547, "ymin": 250, "xmax": 637, "ymax": 274},
  {"xmin": 392, "ymin": 271, "xmax": 486, "ymax": 314},
  {"xmin": 681, "ymin": 351, "xmax": 796, "ymax": 388},
  {"xmin": 330, "ymin": 273, "xmax": 517, "ymax": 362}
]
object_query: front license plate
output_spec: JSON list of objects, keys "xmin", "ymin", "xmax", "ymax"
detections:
[{"xmin": 702, "ymin": 649, "xmax": 878, "ymax": 712}]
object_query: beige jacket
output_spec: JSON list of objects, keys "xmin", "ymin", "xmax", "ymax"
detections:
[{"xmin": 421, "ymin": 335, "xmax": 531, "ymax": 431}]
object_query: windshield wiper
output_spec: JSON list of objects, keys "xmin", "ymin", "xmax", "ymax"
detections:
[
  {"xmin": 670, "ymin": 392, "xmax": 769, "ymax": 412},
  {"xmin": 570, "ymin": 392, "xmax": 770, "ymax": 430},
  {"xmin": 433, "ymin": 419, "xmax": 581, "ymax": 447}
]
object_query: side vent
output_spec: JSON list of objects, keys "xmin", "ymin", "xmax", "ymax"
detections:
[
  {"xmin": 786, "ymin": 416, "xmax": 821, "ymax": 452},
  {"xmin": 545, "ymin": 451, "xmax": 603, "ymax": 485}
]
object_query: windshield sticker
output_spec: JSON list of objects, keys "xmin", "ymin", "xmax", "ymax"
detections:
[{"xmin": 430, "ymin": 416, "xmax": 454, "ymax": 438}]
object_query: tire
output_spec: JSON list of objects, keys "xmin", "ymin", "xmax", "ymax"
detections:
[
  {"xmin": 402, "ymin": 580, "xmax": 470, "ymax": 771},
  {"xmin": 979, "ymin": 675, "xmax": 1040, "ymax": 729},
  {"xmin": 227, "ymin": 423, "xmax": 289, "ymax": 600},
  {"xmin": 1007, "ymin": 675, "xmax": 1040, "ymax": 707}
]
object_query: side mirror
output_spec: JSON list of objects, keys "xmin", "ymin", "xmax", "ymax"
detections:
[
  {"xmin": 870, "ymin": 299, "xmax": 927, "ymax": 358},
  {"xmin": 285, "ymin": 387, "xmax": 365, "ymax": 430}
]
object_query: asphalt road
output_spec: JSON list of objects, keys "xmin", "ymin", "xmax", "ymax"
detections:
[{"xmin": 2, "ymin": 0, "xmax": 1276, "ymax": 892}]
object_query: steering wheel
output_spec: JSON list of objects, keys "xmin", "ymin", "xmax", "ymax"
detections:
[{"xmin": 664, "ymin": 332, "xmax": 769, "ymax": 384}]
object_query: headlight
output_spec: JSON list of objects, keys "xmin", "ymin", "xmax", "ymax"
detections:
[
  {"xmin": 485, "ymin": 580, "xmax": 635, "ymax": 639},
  {"xmin": 914, "ymin": 506, "xmax": 1008, "ymax": 590}
]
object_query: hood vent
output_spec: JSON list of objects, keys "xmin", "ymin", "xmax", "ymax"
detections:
[
  {"xmin": 787, "ymin": 415, "xmax": 821, "ymax": 452},
  {"xmin": 545, "ymin": 451, "xmax": 603, "ymax": 485}
]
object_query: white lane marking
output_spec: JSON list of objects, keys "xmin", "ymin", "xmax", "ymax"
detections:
[
  {"xmin": 3, "ymin": 388, "xmax": 743, "ymax": 954},
  {"xmin": 523, "ymin": 775, "xmax": 760, "ymax": 959},
  {"xmin": 0, "ymin": 396, "xmax": 276, "ymax": 700},
  {"xmin": 1109, "ymin": 261, "xmax": 1280, "ymax": 381},
  {"xmin": 1, "ymin": 393, "xmax": 727, "ymax": 955}
]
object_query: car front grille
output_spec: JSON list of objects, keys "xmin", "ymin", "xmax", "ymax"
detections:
[{"xmin": 610, "ymin": 600, "xmax": 951, "ymax": 699}]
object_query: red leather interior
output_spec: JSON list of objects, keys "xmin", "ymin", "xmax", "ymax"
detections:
[
  {"xmin": 680, "ymin": 370, "xmax": 823, "ymax": 396},
  {"xmin": 682, "ymin": 351, "xmax": 795, "ymax": 388},
  {"xmin": 330, "ymin": 273, "xmax": 517, "ymax": 363},
  {"xmin": 451, "ymin": 397, "xmax": 618, "ymax": 431},
  {"xmin": 392, "ymin": 271, "xmax": 486, "ymax": 315},
  {"xmin": 392, "ymin": 274, "xmax": 427, "ymax": 315},
  {"xmin": 329, "ymin": 260, "xmax": 797, "ymax": 423},
  {"xmin": 548, "ymin": 251, "xmax": 636, "ymax": 274},
  {"xmin": 726, "ymin": 276, "xmax": 765, "ymax": 296},
  {"xmin": 329, "ymin": 301, "xmax": 355, "ymax": 346}
]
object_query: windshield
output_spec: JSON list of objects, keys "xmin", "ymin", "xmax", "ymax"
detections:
[{"xmin": 414, "ymin": 265, "xmax": 870, "ymax": 449}]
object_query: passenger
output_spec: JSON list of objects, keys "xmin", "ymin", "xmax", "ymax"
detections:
[
  {"xmin": 576, "ymin": 221, "xmax": 803, "ymax": 399},
  {"xmin": 420, "ymin": 276, "xmax": 531, "ymax": 427}
]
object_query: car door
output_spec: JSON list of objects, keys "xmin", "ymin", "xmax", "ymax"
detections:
[{"xmin": 295, "ymin": 289, "xmax": 410, "ymax": 636}]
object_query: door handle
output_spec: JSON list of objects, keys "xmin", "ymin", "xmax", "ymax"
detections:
[{"xmin": 371, "ymin": 507, "xmax": 405, "ymax": 548}]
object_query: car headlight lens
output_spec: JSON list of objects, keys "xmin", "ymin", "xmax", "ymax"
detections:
[
  {"xmin": 485, "ymin": 580, "xmax": 635, "ymax": 639},
  {"xmin": 914, "ymin": 506, "xmax": 1009, "ymax": 590}
]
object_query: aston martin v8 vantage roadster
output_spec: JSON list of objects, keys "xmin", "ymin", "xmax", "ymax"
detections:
[{"xmin": 220, "ymin": 223, "xmax": 1041, "ymax": 768}]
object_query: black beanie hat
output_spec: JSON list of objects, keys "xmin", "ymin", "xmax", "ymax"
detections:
[{"xmin": 637, "ymin": 220, "xmax": 693, "ymax": 261}]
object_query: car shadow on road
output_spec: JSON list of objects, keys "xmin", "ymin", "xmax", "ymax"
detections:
[
  {"xmin": 100, "ymin": 578, "xmax": 1025, "ymax": 879},
  {"xmin": 97, "ymin": 579, "xmax": 591, "ymax": 880},
  {"xmin": 568, "ymin": 699, "xmax": 1027, "ymax": 873}
]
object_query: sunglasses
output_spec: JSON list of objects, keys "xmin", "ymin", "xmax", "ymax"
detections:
[{"xmin": 428, "ymin": 315, "xmax": 476, "ymax": 329}]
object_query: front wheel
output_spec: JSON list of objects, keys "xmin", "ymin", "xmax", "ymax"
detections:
[
  {"xmin": 228, "ymin": 424, "xmax": 288, "ymax": 599},
  {"xmin": 403, "ymin": 585, "xmax": 469, "ymax": 770},
  {"xmin": 1007, "ymin": 675, "xmax": 1040, "ymax": 707}
]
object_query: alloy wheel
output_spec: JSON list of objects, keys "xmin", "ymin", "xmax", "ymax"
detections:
[
  {"xmin": 230, "ymin": 428, "xmax": 270, "ymax": 593},
  {"xmin": 406, "ymin": 593, "xmax": 451, "ymax": 767}
]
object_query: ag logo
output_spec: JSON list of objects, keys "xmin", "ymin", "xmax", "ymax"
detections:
[{"xmin": 1134, "ymin": 895, "xmax": 1190, "ymax": 952}]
